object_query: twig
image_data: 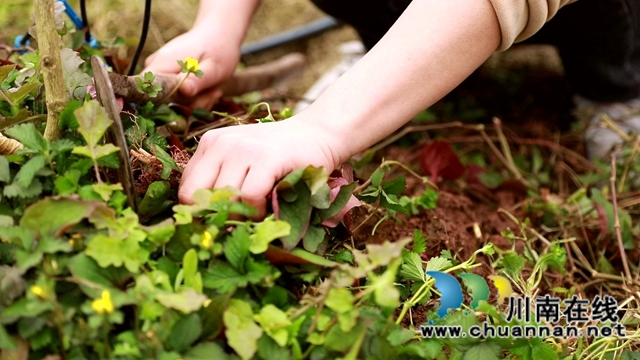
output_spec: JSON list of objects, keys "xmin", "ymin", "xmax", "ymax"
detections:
[
  {"xmin": 477, "ymin": 124, "xmax": 530, "ymax": 187},
  {"xmin": 610, "ymin": 152, "xmax": 632, "ymax": 280},
  {"xmin": 618, "ymin": 135, "xmax": 640, "ymax": 194},
  {"xmin": 35, "ymin": 0, "xmax": 66, "ymax": 141},
  {"xmin": 443, "ymin": 135, "xmax": 601, "ymax": 173}
]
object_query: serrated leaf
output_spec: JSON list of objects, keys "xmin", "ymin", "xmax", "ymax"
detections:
[
  {"xmin": 86, "ymin": 234, "xmax": 146, "ymax": 273},
  {"xmin": 387, "ymin": 327, "xmax": 415, "ymax": 347},
  {"xmin": 91, "ymin": 182, "xmax": 123, "ymax": 201},
  {"xmin": 224, "ymin": 299, "xmax": 263, "ymax": 360},
  {"xmin": 382, "ymin": 176, "xmax": 406, "ymax": 195},
  {"xmin": 0, "ymin": 156, "xmax": 11, "ymax": 183},
  {"xmin": 59, "ymin": 99, "xmax": 82, "ymax": 130},
  {"xmin": 4, "ymin": 123, "xmax": 48, "ymax": 152},
  {"xmin": 166, "ymin": 313, "xmax": 202, "ymax": 352},
  {"xmin": 510, "ymin": 338, "xmax": 557, "ymax": 360},
  {"xmin": 370, "ymin": 168, "xmax": 384, "ymax": 187},
  {"xmin": 73, "ymin": 99, "xmax": 113, "ymax": 152},
  {"xmin": 3, "ymin": 179, "xmax": 43, "ymax": 198},
  {"xmin": 73, "ymin": 143, "xmax": 119, "ymax": 160},
  {"xmin": 225, "ymin": 226, "xmax": 251, "ymax": 270},
  {"xmin": 50, "ymin": 138, "xmax": 77, "ymax": 153},
  {"xmin": 60, "ymin": 48, "xmax": 92, "ymax": 96},
  {"xmin": 412, "ymin": 229, "xmax": 427, "ymax": 254},
  {"xmin": 502, "ymin": 253, "xmax": 526, "ymax": 278},
  {"xmin": 253, "ymin": 304, "xmax": 291, "ymax": 347},
  {"xmin": 249, "ymin": 219, "xmax": 291, "ymax": 254},
  {"xmin": 425, "ymin": 256, "xmax": 452, "ymax": 272},
  {"xmin": 156, "ymin": 289, "xmax": 207, "ymax": 314},
  {"xmin": 185, "ymin": 342, "xmax": 229, "ymax": 360},
  {"xmin": 400, "ymin": 252, "xmax": 424, "ymax": 282}
]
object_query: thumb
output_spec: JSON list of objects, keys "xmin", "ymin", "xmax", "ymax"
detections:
[{"xmin": 180, "ymin": 57, "xmax": 232, "ymax": 97}]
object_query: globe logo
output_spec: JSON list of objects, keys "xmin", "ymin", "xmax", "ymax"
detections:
[{"xmin": 426, "ymin": 271, "xmax": 513, "ymax": 320}]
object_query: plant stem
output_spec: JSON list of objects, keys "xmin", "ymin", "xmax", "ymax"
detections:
[
  {"xmin": 610, "ymin": 152, "xmax": 632, "ymax": 280},
  {"xmin": 163, "ymin": 73, "xmax": 189, "ymax": 103},
  {"xmin": 618, "ymin": 135, "xmax": 640, "ymax": 194},
  {"xmin": 34, "ymin": 0, "xmax": 66, "ymax": 141}
]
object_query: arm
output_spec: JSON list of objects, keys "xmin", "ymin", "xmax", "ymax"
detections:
[
  {"xmin": 178, "ymin": 0, "xmax": 501, "ymax": 214},
  {"xmin": 303, "ymin": 0, "xmax": 501, "ymax": 164}
]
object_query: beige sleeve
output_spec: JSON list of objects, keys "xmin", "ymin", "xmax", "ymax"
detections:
[{"xmin": 489, "ymin": 0, "xmax": 577, "ymax": 51}]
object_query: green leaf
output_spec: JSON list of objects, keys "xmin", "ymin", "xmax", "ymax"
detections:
[
  {"xmin": 224, "ymin": 299, "xmax": 263, "ymax": 360},
  {"xmin": 325, "ymin": 288, "xmax": 354, "ymax": 314},
  {"xmin": 60, "ymin": 48, "xmax": 92, "ymax": 96},
  {"xmin": 156, "ymin": 289, "xmax": 207, "ymax": 314},
  {"xmin": 37, "ymin": 236, "xmax": 72, "ymax": 254},
  {"xmin": 182, "ymin": 249, "xmax": 199, "ymax": 289},
  {"xmin": 4, "ymin": 123, "xmax": 48, "ymax": 152},
  {"xmin": 249, "ymin": 219, "xmax": 290, "ymax": 254},
  {"xmin": 3, "ymin": 179, "xmax": 43, "ymax": 199},
  {"xmin": 276, "ymin": 180, "xmax": 311, "ymax": 250},
  {"xmin": 138, "ymin": 181, "xmax": 173, "ymax": 217},
  {"xmin": 412, "ymin": 229, "xmax": 427, "ymax": 254},
  {"xmin": 387, "ymin": 327, "xmax": 415, "ymax": 347},
  {"xmin": 0, "ymin": 324, "xmax": 16, "ymax": 350},
  {"xmin": 400, "ymin": 252, "xmax": 424, "ymax": 282},
  {"xmin": 226, "ymin": 226, "xmax": 251, "ymax": 269},
  {"xmin": 73, "ymin": 100, "xmax": 113, "ymax": 149},
  {"xmin": 510, "ymin": 338, "xmax": 557, "ymax": 360},
  {"xmin": 302, "ymin": 225, "xmax": 325, "ymax": 253},
  {"xmin": 86, "ymin": 234, "xmax": 145, "ymax": 273},
  {"xmin": 203, "ymin": 260, "xmax": 272, "ymax": 293},
  {"xmin": 185, "ymin": 342, "xmax": 229, "ymax": 360},
  {"xmin": 370, "ymin": 168, "xmax": 384, "ymax": 188},
  {"xmin": 20, "ymin": 198, "xmax": 108, "ymax": 238},
  {"xmin": 72, "ymin": 143, "xmax": 119, "ymax": 160},
  {"xmin": 373, "ymin": 257, "xmax": 402, "ymax": 308},
  {"xmin": 67, "ymin": 253, "xmax": 130, "ymax": 297},
  {"xmin": 382, "ymin": 176, "xmax": 406, "ymax": 195},
  {"xmin": 15, "ymin": 250, "xmax": 42, "ymax": 270},
  {"xmin": 502, "ymin": 253, "xmax": 526, "ymax": 278},
  {"xmin": 330, "ymin": 250, "xmax": 355, "ymax": 265},
  {"xmin": 325, "ymin": 319, "xmax": 366, "ymax": 353},
  {"xmin": 253, "ymin": 304, "xmax": 291, "ymax": 347},
  {"xmin": 257, "ymin": 335, "xmax": 290, "ymax": 360},
  {"xmin": 166, "ymin": 313, "xmax": 202, "ymax": 353},
  {"xmin": 6, "ymin": 83, "xmax": 38, "ymax": 104},
  {"xmin": 153, "ymin": 144, "xmax": 181, "ymax": 179},
  {"xmin": 200, "ymin": 293, "xmax": 231, "ymax": 340},
  {"xmin": 0, "ymin": 156, "xmax": 10, "ymax": 183},
  {"xmin": 425, "ymin": 256, "xmax": 453, "ymax": 272},
  {"xmin": 59, "ymin": 99, "xmax": 82, "ymax": 130},
  {"xmin": 463, "ymin": 342, "xmax": 501, "ymax": 360},
  {"xmin": 91, "ymin": 182, "xmax": 123, "ymax": 202}
]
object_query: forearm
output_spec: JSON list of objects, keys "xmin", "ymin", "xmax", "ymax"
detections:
[
  {"xmin": 191, "ymin": 0, "xmax": 261, "ymax": 46},
  {"xmin": 303, "ymin": 0, "xmax": 501, "ymax": 164}
]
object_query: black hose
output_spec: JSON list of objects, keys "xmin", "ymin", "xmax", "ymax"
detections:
[
  {"xmin": 80, "ymin": 0, "xmax": 91, "ymax": 43},
  {"xmin": 240, "ymin": 16, "xmax": 341, "ymax": 56},
  {"xmin": 127, "ymin": 0, "xmax": 152, "ymax": 75}
]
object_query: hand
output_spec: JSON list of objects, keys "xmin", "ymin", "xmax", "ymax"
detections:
[
  {"xmin": 143, "ymin": 28, "xmax": 240, "ymax": 109},
  {"xmin": 178, "ymin": 118, "xmax": 342, "ymax": 217}
]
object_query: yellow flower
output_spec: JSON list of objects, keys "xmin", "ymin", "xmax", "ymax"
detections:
[
  {"xmin": 200, "ymin": 231, "xmax": 213, "ymax": 249},
  {"xmin": 92, "ymin": 290, "xmax": 115, "ymax": 315},
  {"xmin": 30, "ymin": 285, "xmax": 47, "ymax": 300},
  {"xmin": 184, "ymin": 57, "xmax": 200, "ymax": 73}
]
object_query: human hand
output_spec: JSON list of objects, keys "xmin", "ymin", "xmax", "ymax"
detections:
[
  {"xmin": 178, "ymin": 118, "xmax": 342, "ymax": 217},
  {"xmin": 144, "ymin": 28, "xmax": 240, "ymax": 109}
]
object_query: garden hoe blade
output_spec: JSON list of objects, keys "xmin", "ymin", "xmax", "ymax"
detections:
[{"xmin": 90, "ymin": 56, "xmax": 137, "ymax": 211}]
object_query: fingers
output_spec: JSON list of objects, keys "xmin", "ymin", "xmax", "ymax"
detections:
[
  {"xmin": 178, "ymin": 134, "xmax": 220, "ymax": 204},
  {"xmin": 186, "ymin": 87, "xmax": 223, "ymax": 110},
  {"xmin": 240, "ymin": 166, "xmax": 278, "ymax": 219},
  {"xmin": 180, "ymin": 57, "xmax": 232, "ymax": 97}
]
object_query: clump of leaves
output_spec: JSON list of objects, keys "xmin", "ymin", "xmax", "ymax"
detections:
[{"xmin": 135, "ymin": 71, "xmax": 163, "ymax": 98}]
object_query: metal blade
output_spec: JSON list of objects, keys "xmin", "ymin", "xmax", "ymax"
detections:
[{"xmin": 90, "ymin": 56, "xmax": 137, "ymax": 211}]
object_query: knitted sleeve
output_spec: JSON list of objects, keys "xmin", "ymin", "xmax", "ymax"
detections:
[{"xmin": 489, "ymin": 0, "xmax": 577, "ymax": 51}]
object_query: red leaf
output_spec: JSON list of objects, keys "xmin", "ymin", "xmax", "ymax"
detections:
[
  {"xmin": 420, "ymin": 141, "xmax": 465, "ymax": 182},
  {"xmin": 465, "ymin": 164, "xmax": 487, "ymax": 187}
]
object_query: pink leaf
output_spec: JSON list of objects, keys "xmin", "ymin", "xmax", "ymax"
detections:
[{"xmin": 321, "ymin": 194, "xmax": 361, "ymax": 228}]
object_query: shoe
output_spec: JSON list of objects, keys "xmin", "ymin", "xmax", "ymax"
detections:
[
  {"xmin": 575, "ymin": 95, "xmax": 640, "ymax": 160},
  {"xmin": 294, "ymin": 40, "xmax": 366, "ymax": 114}
]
